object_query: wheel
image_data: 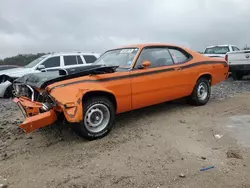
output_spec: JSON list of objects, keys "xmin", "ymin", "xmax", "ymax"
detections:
[
  {"xmin": 188, "ymin": 77, "xmax": 211, "ymax": 106},
  {"xmin": 3, "ymin": 84, "xmax": 14, "ymax": 98},
  {"xmin": 72, "ymin": 96, "xmax": 115, "ymax": 140},
  {"xmin": 231, "ymin": 71, "xmax": 244, "ymax": 80}
]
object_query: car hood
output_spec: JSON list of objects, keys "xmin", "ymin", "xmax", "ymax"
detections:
[
  {"xmin": 0, "ymin": 67, "xmax": 34, "ymax": 78},
  {"xmin": 14, "ymin": 64, "xmax": 118, "ymax": 89}
]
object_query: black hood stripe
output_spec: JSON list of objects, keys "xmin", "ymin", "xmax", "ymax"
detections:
[{"xmin": 50, "ymin": 61, "xmax": 227, "ymax": 91}]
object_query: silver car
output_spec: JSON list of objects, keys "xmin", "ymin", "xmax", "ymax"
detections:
[{"xmin": 0, "ymin": 52, "xmax": 101, "ymax": 98}]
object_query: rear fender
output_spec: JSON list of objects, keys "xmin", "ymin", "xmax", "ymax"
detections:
[{"xmin": 196, "ymin": 72, "xmax": 212, "ymax": 84}]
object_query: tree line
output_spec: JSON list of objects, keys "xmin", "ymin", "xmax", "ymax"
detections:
[
  {"xmin": 0, "ymin": 53, "xmax": 46, "ymax": 66},
  {"xmin": 1, "ymin": 45, "xmax": 249, "ymax": 66}
]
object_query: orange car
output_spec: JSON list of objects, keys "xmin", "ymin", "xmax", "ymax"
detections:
[{"xmin": 13, "ymin": 43, "xmax": 229, "ymax": 140}]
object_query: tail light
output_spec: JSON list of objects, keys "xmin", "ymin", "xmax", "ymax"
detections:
[{"xmin": 225, "ymin": 54, "xmax": 228, "ymax": 62}]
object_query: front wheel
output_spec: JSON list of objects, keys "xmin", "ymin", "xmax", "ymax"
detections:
[
  {"xmin": 72, "ymin": 97, "xmax": 115, "ymax": 140},
  {"xmin": 3, "ymin": 84, "xmax": 14, "ymax": 98},
  {"xmin": 188, "ymin": 78, "xmax": 211, "ymax": 106}
]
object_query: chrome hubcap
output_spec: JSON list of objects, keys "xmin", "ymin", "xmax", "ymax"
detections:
[
  {"xmin": 197, "ymin": 82, "xmax": 208, "ymax": 101},
  {"xmin": 84, "ymin": 104, "xmax": 110, "ymax": 133}
]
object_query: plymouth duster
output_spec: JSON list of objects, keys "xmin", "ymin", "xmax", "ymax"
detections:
[{"xmin": 13, "ymin": 43, "xmax": 229, "ymax": 140}]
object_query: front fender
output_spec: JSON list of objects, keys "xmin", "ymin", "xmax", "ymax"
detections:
[
  {"xmin": 49, "ymin": 85, "xmax": 114, "ymax": 123},
  {"xmin": 0, "ymin": 81, "xmax": 12, "ymax": 98}
]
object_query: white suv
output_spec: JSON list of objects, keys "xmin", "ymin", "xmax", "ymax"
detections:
[{"xmin": 0, "ymin": 52, "xmax": 101, "ymax": 98}]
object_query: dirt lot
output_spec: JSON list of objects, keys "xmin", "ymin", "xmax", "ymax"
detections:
[{"xmin": 1, "ymin": 79, "xmax": 250, "ymax": 188}]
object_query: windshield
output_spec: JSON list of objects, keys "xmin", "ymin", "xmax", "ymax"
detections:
[
  {"xmin": 94, "ymin": 48, "xmax": 139, "ymax": 68},
  {"xmin": 204, "ymin": 46, "xmax": 229, "ymax": 54},
  {"xmin": 25, "ymin": 55, "xmax": 48, "ymax": 68}
]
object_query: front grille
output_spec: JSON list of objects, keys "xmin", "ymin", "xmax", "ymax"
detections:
[{"xmin": 13, "ymin": 84, "xmax": 56, "ymax": 108}]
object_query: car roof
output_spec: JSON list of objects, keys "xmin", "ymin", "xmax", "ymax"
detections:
[
  {"xmin": 47, "ymin": 52, "xmax": 101, "ymax": 57},
  {"xmin": 205, "ymin": 44, "xmax": 236, "ymax": 48},
  {"xmin": 109, "ymin": 43, "xmax": 187, "ymax": 50}
]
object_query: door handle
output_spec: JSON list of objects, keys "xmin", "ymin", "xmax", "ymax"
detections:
[{"xmin": 174, "ymin": 67, "xmax": 181, "ymax": 71}]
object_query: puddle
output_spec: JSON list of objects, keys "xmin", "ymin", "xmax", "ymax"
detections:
[{"xmin": 226, "ymin": 115, "xmax": 250, "ymax": 147}]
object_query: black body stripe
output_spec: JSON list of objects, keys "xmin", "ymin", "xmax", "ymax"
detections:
[{"xmin": 50, "ymin": 61, "xmax": 227, "ymax": 91}]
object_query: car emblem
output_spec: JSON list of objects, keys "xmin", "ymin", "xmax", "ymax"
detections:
[{"xmin": 246, "ymin": 54, "xmax": 250, "ymax": 59}]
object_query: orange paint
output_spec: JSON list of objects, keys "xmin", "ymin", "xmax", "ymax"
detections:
[
  {"xmin": 14, "ymin": 43, "xmax": 229, "ymax": 133},
  {"xmin": 19, "ymin": 110, "xmax": 57, "ymax": 133}
]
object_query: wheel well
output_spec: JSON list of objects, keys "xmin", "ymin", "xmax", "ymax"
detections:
[
  {"xmin": 82, "ymin": 91, "xmax": 117, "ymax": 110},
  {"xmin": 198, "ymin": 74, "xmax": 212, "ymax": 85}
]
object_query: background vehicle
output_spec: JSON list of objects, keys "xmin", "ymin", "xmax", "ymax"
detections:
[
  {"xmin": 226, "ymin": 50, "xmax": 250, "ymax": 80},
  {"xmin": 203, "ymin": 45, "xmax": 241, "ymax": 58},
  {"xmin": 13, "ymin": 43, "xmax": 228, "ymax": 140},
  {"xmin": 0, "ymin": 52, "xmax": 100, "ymax": 98},
  {"xmin": 0, "ymin": 65, "xmax": 21, "ymax": 71}
]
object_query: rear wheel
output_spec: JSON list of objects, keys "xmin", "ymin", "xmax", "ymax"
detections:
[
  {"xmin": 72, "ymin": 96, "xmax": 115, "ymax": 140},
  {"xmin": 188, "ymin": 77, "xmax": 211, "ymax": 106},
  {"xmin": 231, "ymin": 71, "xmax": 244, "ymax": 80}
]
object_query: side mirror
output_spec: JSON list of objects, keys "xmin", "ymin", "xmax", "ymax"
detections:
[
  {"xmin": 141, "ymin": 60, "xmax": 151, "ymax": 69},
  {"xmin": 37, "ymin": 65, "xmax": 45, "ymax": 71}
]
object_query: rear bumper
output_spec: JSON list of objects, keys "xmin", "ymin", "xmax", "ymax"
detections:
[
  {"xmin": 229, "ymin": 64, "xmax": 250, "ymax": 72},
  {"xmin": 13, "ymin": 97, "xmax": 57, "ymax": 133}
]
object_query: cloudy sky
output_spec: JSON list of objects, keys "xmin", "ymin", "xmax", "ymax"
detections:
[{"xmin": 0, "ymin": 0, "xmax": 250, "ymax": 58}]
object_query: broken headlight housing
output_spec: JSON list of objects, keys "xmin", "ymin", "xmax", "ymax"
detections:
[{"xmin": 13, "ymin": 83, "xmax": 34, "ymax": 100}]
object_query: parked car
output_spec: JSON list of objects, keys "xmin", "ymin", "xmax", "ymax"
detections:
[
  {"xmin": 0, "ymin": 52, "xmax": 100, "ymax": 98},
  {"xmin": 13, "ymin": 43, "xmax": 229, "ymax": 140},
  {"xmin": 0, "ymin": 65, "xmax": 21, "ymax": 71},
  {"xmin": 226, "ymin": 49, "xmax": 250, "ymax": 80},
  {"xmin": 203, "ymin": 45, "xmax": 241, "ymax": 58}
]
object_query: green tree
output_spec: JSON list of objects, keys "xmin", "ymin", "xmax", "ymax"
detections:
[{"xmin": 0, "ymin": 53, "xmax": 46, "ymax": 66}]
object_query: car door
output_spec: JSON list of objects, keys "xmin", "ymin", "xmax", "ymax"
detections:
[
  {"xmin": 168, "ymin": 47, "xmax": 196, "ymax": 96},
  {"xmin": 130, "ymin": 46, "xmax": 184, "ymax": 110},
  {"xmin": 40, "ymin": 56, "xmax": 61, "ymax": 72}
]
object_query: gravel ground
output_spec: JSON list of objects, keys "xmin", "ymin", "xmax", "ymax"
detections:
[
  {"xmin": 211, "ymin": 77, "xmax": 250, "ymax": 100},
  {"xmin": 1, "ymin": 78, "xmax": 250, "ymax": 188}
]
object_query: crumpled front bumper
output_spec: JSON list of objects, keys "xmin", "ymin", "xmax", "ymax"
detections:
[{"xmin": 13, "ymin": 97, "xmax": 57, "ymax": 133}]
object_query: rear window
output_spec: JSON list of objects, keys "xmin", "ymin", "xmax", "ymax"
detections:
[
  {"xmin": 204, "ymin": 46, "xmax": 230, "ymax": 54},
  {"xmin": 232, "ymin": 46, "xmax": 240, "ymax": 51},
  {"xmin": 84, "ymin": 55, "xmax": 97, "ymax": 64},
  {"xmin": 169, "ymin": 48, "xmax": 189, "ymax": 64}
]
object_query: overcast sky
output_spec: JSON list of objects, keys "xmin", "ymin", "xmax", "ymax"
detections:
[{"xmin": 0, "ymin": 0, "xmax": 250, "ymax": 58}]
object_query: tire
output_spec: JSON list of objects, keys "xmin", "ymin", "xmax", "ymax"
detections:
[
  {"xmin": 188, "ymin": 77, "xmax": 211, "ymax": 106},
  {"xmin": 72, "ymin": 96, "xmax": 115, "ymax": 140},
  {"xmin": 3, "ymin": 84, "xmax": 14, "ymax": 98},
  {"xmin": 231, "ymin": 71, "xmax": 244, "ymax": 80}
]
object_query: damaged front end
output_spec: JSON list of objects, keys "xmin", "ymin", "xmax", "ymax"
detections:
[{"xmin": 13, "ymin": 83, "xmax": 59, "ymax": 133}]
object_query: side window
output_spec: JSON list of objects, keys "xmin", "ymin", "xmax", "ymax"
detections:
[
  {"xmin": 77, "ymin": 56, "xmax": 83, "ymax": 64},
  {"xmin": 42, "ymin": 56, "xmax": 60, "ymax": 68},
  {"xmin": 64, "ymin": 56, "xmax": 78, "ymax": 66},
  {"xmin": 135, "ymin": 47, "xmax": 173, "ymax": 68},
  {"xmin": 84, "ymin": 55, "xmax": 97, "ymax": 64},
  {"xmin": 232, "ymin": 46, "xmax": 240, "ymax": 51},
  {"xmin": 168, "ymin": 48, "xmax": 189, "ymax": 64}
]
